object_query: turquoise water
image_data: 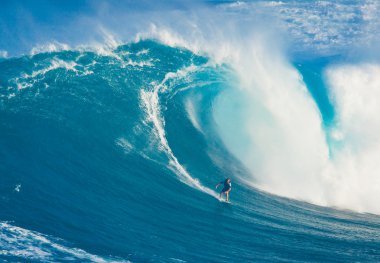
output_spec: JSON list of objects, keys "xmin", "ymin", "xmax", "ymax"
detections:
[
  {"xmin": 1, "ymin": 40, "xmax": 379, "ymax": 262},
  {"xmin": 2, "ymin": 0, "xmax": 380, "ymax": 261}
]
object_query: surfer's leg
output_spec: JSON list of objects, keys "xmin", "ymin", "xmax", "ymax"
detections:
[{"xmin": 226, "ymin": 191, "xmax": 229, "ymax": 201}]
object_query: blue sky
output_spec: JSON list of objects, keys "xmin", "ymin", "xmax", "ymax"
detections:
[
  {"xmin": 0, "ymin": 0, "xmax": 93, "ymax": 55},
  {"xmin": 0, "ymin": 0, "xmax": 206, "ymax": 56}
]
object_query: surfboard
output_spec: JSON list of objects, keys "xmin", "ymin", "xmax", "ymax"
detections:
[{"xmin": 219, "ymin": 199, "xmax": 231, "ymax": 204}]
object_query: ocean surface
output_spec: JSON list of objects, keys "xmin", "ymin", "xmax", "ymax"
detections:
[{"xmin": 1, "ymin": 1, "xmax": 380, "ymax": 262}]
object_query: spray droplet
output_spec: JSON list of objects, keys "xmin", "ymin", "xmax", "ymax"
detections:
[{"xmin": 14, "ymin": 184, "xmax": 21, "ymax": 192}]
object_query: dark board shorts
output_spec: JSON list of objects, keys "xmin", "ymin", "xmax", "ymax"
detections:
[{"xmin": 221, "ymin": 187, "xmax": 231, "ymax": 193}]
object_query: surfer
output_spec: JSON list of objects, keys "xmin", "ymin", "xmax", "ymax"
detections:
[{"xmin": 216, "ymin": 178, "xmax": 231, "ymax": 202}]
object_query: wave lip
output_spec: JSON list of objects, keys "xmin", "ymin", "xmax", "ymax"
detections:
[
  {"xmin": 1, "ymin": 19, "xmax": 380, "ymax": 261},
  {"xmin": 140, "ymin": 64, "xmax": 220, "ymax": 199}
]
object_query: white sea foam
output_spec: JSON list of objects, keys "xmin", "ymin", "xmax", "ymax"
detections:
[
  {"xmin": 30, "ymin": 42, "xmax": 71, "ymax": 56},
  {"xmin": 184, "ymin": 97, "xmax": 203, "ymax": 134},
  {"xmin": 322, "ymin": 64, "xmax": 380, "ymax": 213},
  {"xmin": 135, "ymin": 5, "xmax": 380, "ymax": 214},
  {"xmin": 0, "ymin": 222, "xmax": 128, "ymax": 262},
  {"xmin": 15, "ymin": 82, "xmax": 33, "ymax": 90},
  {"xmin": 211, "ymin": 33, "xmax": 331, "ymax": 207},
  {"xmin": 9, "ymin": 58, "xmax": 79, "ymax": 92},
  {"xmin": 140, "ymin": 65, "xmax": 219, "ymax": 199},
  {"xmin": 0, "ymin": 50, "xmax": 8, "ymax": 58},
  {"xmin": 116, "ymin": 137, "xmax": 134, "ymax": 154},
  {"xmin": 124, "ymin": 59, "xmax": 154, "ymax": 67},
  {"xmin": 14, "ymin": 184, "xmax": 21, "ymax": 192},
  {"xmin": 28, "ymin": 59, "xmax": 78, "ymax": 78},
  {"xmin": 136, "ymin": 49, "xmax": 149, "ymax": 56}
]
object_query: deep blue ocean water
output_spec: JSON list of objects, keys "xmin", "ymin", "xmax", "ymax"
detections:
[
  {"xmin": 1, "ymin": 40, "xmax": 379, "ymax": 262},
  {"xmin": 1, "ymin": 1, "xmax": 380, "ymax": 262}
]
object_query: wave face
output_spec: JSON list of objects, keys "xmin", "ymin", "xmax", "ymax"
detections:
[
  {"xmin": 1, "ymin": 39, "xmax": 379, "ymax": 262},
  {"xmin": 1, "ymin": 0, "xmax": 380, "ymax": 262}
]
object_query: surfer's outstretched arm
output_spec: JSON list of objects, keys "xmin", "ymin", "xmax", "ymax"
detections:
[{"xmin": 215, "ymin": 182, "xmax": 221, "ymax": 189}]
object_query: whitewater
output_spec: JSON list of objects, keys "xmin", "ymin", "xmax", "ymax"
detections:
[{"xmin": 1, "ymin": 0, "xmax": 380, "ymax": 262}]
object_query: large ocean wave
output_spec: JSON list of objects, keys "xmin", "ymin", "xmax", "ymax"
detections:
[{"xmin": 1, "ymin": 0, "xmax": 380, "ymax": 262}]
